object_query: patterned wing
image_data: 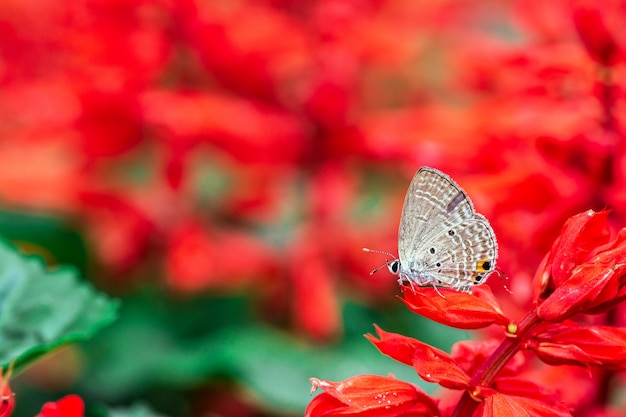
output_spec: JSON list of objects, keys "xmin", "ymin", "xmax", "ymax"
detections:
[
  {"xmin": 397, "ymin": 167, "xmax": 475, "ymax": 267},
  {"xmin": 412, "ymin": 215, "xmax": 498, "ymax": 290},
  {"xmin": 397, "ymin": 167, "xmax": 498, "ymax": 292}
]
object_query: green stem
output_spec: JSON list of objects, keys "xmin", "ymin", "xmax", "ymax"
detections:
[{"xmin": 450, "ymin": 309, "xmax": 542, "ymax": 417}]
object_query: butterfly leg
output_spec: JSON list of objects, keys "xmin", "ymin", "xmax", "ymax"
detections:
[
  {"xmin": 430, "ymin": 283, "xmax": 446, "ymax": 299},
  {"xmin": 399, "ymin": 276, "xmax": 418, "ymax": 293}
]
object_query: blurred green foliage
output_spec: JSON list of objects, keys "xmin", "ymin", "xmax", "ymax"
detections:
[{"xmin": 0, "ymin": 210, "xmax": 466, "ymax": 416}]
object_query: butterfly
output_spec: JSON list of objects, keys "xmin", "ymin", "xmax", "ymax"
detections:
[{"xmin": 365, "ymin": 167, "xmax": 499, "ymax": 294}]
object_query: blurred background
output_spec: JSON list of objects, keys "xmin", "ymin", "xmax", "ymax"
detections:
[{"xmin": 0, "ymin": 0, "xmax": 625, "ymax": 415}]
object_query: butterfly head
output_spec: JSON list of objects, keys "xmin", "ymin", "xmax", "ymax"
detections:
[
  {"xmin": 387, "ymin": 259, "xmax": 400, "ymax": 275},
  {"xmin": 362, "ymin": 248, "xmax": 400, "ymax": 275}
]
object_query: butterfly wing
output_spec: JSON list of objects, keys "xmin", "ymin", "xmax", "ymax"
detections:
[
  {"xmin": 397, "ymin": 167, "xmax": 497, "ymax": 290},
  {"xmin": 398, "ymin": 167, "xmax": 474, "ymax": 265},
  {"xmin": 416, "ymin": 215, "xmax": 497, "ymax": 290}
]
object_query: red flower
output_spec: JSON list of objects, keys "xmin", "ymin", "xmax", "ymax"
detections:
[
  {"xmin": 399, "ymin": 286, "xmax": 510, "ymax": 330},
  {"xmin": 165, "ymin": 220, "xmax": 278, "ymax": 292},
  {"xmin": 529, "ymin": 323, "xmax": 626, "ymax": 369},
  {"xmin": 534, "ymin": 210, "xmax": 626, "ymax": 320},
  {"xmin": 0, "ymin": 380, "xmax": 13, "ymax": 417},
  {"xmin": 141, "ymin": 90, "xmax": 306, "ymax": 165},
  {"xmin": 572, "ymin": 0, "xmax": 623, "ymax": 65},
  {"xmin": 0, "ymin": 363, "xmax": 14, "ymax": 417},
  {"xmin": 289, "ymin": 227, "xmax": 342, "ymax": 340},
  {"xmin": 306, "ymin": 375, "xmax": 439, "ymax": 417},
  {"xmin": 36, "ymin": 395, "xmax": 84, "ymax": 417},
  {"xmin": 533, "ymin": 210, "xmax": 610, "ymax": 297},
  {"xmin": 365, "ymin": 325, "xmax": 470, "ymax": 390},
  {"xmin": 76, "ymin": 91, "xmax": 142, "ymax": 159},
  {"xmin": 79, "ymin": 191, "xmax": 154, "ymax": 275}
]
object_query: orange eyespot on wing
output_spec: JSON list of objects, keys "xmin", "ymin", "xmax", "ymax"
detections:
[
  {"xmin": 472, "ymin": 259, "xmax": 493, "ymax": 283},
  {"xmin": 477, "ymin": 259, "xmax": 492, "ymax": 272}
]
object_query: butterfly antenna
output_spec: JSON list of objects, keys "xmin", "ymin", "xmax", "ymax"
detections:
[
  {"xmin": 368, "ymin": 264, "xmax": 386, "ymax": 275},
  {"xmin": 362, "ymin": 247, "xmax": 396, "ymax": 258},
  {"xmin": 495, "ymin": 267, "xmax": 512, "ymax": 294},
  {"xmin": 363, "ymin": 248, "xmax": 398, "ymax": 275}
]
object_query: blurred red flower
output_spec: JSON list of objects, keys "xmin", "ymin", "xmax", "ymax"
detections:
[
  {"xmin": 35, "ymin": 395, "xmax": 84, "ymax": 417},
  {"xmin": 572, "ymin": 0, "xmax": 625, "ymax": 65},
  {"xmin": 0, "ymin": 376, "xmax": 13, "ymax": 417},
  {"xmin": 165, "ymin": 219, "xmax": 277, "ymax": 293}
]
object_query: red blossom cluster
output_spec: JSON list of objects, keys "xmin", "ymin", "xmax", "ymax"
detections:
[
  {"xmin": 34, "ymin": 396, "xmax": 83, "ymax": 417},
  {"xmin": 0, "ymin": 0, "xmax": 625, "ymax": 342},
  {"xmin": 1, "ymin": 0, "xmax": 626, "ymax": 413},
  {"xmin": 0, "ymin": 374, "xmax": 13, "ymax": 417},
  {"xmin": 307, "ymin": 210, "xmax": 626, "ymax": 416}
]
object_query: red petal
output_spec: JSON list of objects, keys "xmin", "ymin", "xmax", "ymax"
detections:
[
  {"xmin": 306, "ymin": 375, "xmax": 439, "ymax": 417},
  {"xmin": 412, "ymin": 348, "xmax": 471, "ymax": 390},
  {"xmin": 365, "ymin": 325, "xmax": 470, "ymax": 389},
  {"xmin": 533, "ymin": 210, "xmax": 610, "ymax": 301},
  {"xmin": 481, "ymin": 392, "xmax": 572, "ymax": 417},
  {"xmin": 77, "ymin": 92, "xmax": 142, "ymax": 159},
  {"xmin": 36, "ymin": 395, "xmax": 85, "ymax": 417},
  {"xmin": 305, "ymin": 393, "xmax": 351, "ymax": 417},
  {"xmin": 531, "ymin": 324, "xmax": 626, "ymax": 368},
  {"xmin": 365, "ymin": 324, "xmax": 422, "ymax": 366},
  {"xmin": 399, "ymin": 286, "xmax": 509, "ymax": 330},
  {"xmin": 0, "ymin": 387, "xmax": 13, "ymax": 417},
  {"xmin": 586, "ymin": 284, "xmax": 626, "ymax": 314},
  {"xmin": 589, "ymin": 228, "xmax": 626, "ymax": 264},
  {"xmin": 537, "ymin": 222, "xmax": 626, "ymax": 319},
  {"xmin": 531, "ymin": 341, "xmax": 602, "ymax": 367},
  {"xmin": 554, "ymin": 210, "xmax": 611, "ymax": 277},
  {"xmin": 494, "ymin": 377, "xmax": 561, "ymax": 403},
  {"xmin": 142, "ymin": 91, "xmax": 306, "ymax": 164},
  {"xmin": 0, "ymin": 366, "xmax": 13, "ymax": 417},
  {"xmin": 291, "ymin": 232, "xmax": 342, "ymax": 340},
  {"xmin": 572, "ymin": 0, "xmax": 620, "ymax": 65},
  {"xmin": 537, "ymin": 260, "xmax": 619, "ymax": 321}
]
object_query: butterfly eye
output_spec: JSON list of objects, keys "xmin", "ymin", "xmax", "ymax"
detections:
[
  {"xmin": 429, "ymin": 247, "xmax": 436, "ymax": 254},
  {"xmin": 447, "ymin": 230, "xmax": 455, "ymax": 236},
  {"xmin": 388, "ymin": 260, "xmax": 400, "ymax": 274}
]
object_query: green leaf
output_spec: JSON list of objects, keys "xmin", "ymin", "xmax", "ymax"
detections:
[{"xmin": 0, "ymin": 239, "xmax": 119, "ymax": 373}]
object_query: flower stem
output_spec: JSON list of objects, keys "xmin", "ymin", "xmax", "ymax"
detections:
[{"xmin": 450, "ymin": 309, "xmax": 542, "ymax": 417}]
